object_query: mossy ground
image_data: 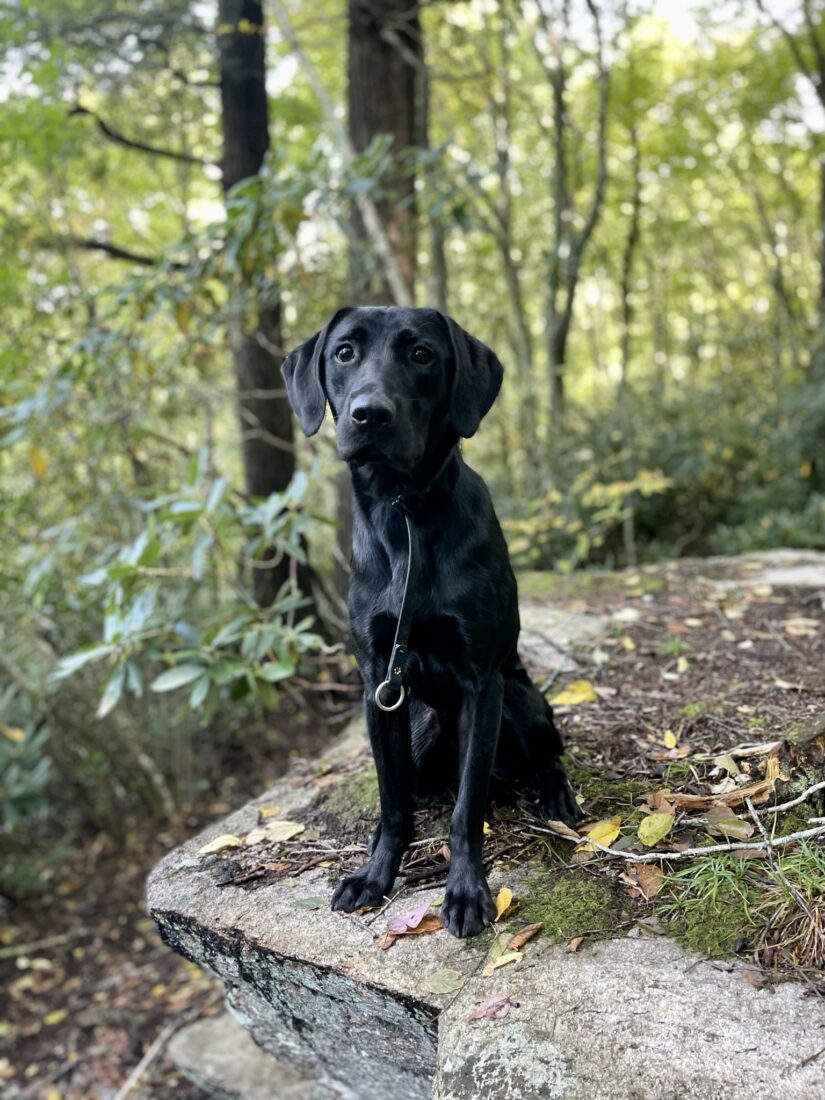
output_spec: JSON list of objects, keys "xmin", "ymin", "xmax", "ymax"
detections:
[{"xmin": 520, "ymin": 868, "xmax": 628, "ymax": 943}]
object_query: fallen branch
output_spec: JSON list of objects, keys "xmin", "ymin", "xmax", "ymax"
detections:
[
  {"xmin": 532, "ymin": 822, "xmax": 825, "ymax": 864},
  {"xmin": 764, "ymin": 780, "xmax": 825, "ymax": 815}
]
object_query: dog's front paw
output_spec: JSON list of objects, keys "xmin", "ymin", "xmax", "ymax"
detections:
[
  {"xmin": 331, "ymin": 864, "xmax": 391, "ymax": 912},
  {"xmin": 538, "ymin": 758, "xmax": 583, "ymax": 826},
  {"xmin": 441, "ymin": 873, "xmax": 496, "ymax": 938}
]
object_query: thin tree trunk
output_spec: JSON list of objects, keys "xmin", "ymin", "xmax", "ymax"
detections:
[
  {"xmin": 217, "ymin": 0, "xmax": 296, "ymax": 608},
  {"xmin": 347, "ymin": 0, "xmax": 420, "ymax": 304}
]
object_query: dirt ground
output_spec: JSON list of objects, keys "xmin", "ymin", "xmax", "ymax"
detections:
[{"xmin": 2, "ymin": 553, "xmax": 823, "ymax": 1097}]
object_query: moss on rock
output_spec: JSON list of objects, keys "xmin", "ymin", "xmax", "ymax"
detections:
[
  {"xmin": 324, "ymin": 768, "xmax": 379, "ymax": 821},
  {"xmin": 521, "ymin": 869, "xmax": 627, "ymax": 943}
]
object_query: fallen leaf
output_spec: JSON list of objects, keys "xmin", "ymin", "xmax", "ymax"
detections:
[
  {"xmin": 244, "ymin": 827, "xmax": 267, "ymax": 846},
  {"xmin": 294, "ymin": 896, "xmax": 326, "ymax": 910},
  {"xmin": 494, "ymin": 887, "xmax": 513, "ymax": 921},
  {"xmin": 637, "ymin": 812, "xmax": 674, "ymax": 847},
  {"xmin": 567, "ymin": 936, "xmax": 584, "ymax": 953},
  {"xmin": 663, "ymin": 729, "xmax": 678, "ymax": 749},
  {"xmin": 388, "ymin": 899, "xmax": 432, "ymax": 933},
  {"xmin": 641, "ymin": 789, "xmax": 678, "ymax": 815},
  {"xmin": 550, "ymin": 679, "xmax": 598, "ymax": 706},
  {"xmin": 544, "ymin": 819, "xmax": 582, "ymax": 840},
  {"xmin": 578, "ymin": 816, "xmax": 621, "ymax": 852},
  {"xmin": 631, "ymin": 863, "xmax": 664, "ymax": 899},
  {"xmin": 705, "ymin": 804, "xmax": 755, "ymax": 840},
  {"xmin": 613, "ymin": 607, "xmax": 640, "ymax": 623},
  {"xmin": 784, "ymin": 616, "xmax": 819, "ymax": 637},
  {"xmin": 43, "ymin": 1009, "xmax": 67, "ymax": 1026},
  {"xmin": 468, "ymin": 993, "xmax": 515, "ymax": 1020},
  {"xmin": 620, "ymin": 634, "xmax": 637, "ymax": 651},
  {"xmin": 482, "ymin": 950, "xmax": 521, "ymax": 977},
  {"xmin": 376, "ymin": 912, "xmax": 442, "ymax": 949},
  {"xmin": 506, "ymin": 922, "xmax": 543, "ymax": 951},
  {"xmin": 668, "ymin": 754, "xmax": 784, "ymax": 809},
  {"xmin": 264, "ymin": 820, "xmax": 305, "ymax": 843},
  {"xmin": 483, "ymin": 821, "xmax": 492, "ymax": 835},
  {"xmin": 258, "ymin": 803, "xmax": 282, "ymax": 820},
  {"xmin": 423, "ymin": 968, "xmax": 466, "ymax": 994},
  {"xmin": 198, "ymin": 833, "xmax": 243, "ymax": 855}
]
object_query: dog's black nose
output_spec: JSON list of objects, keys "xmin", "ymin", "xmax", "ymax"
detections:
[{"xmin": 350, "ymin": 394, "xmax": 395, "ymax": 427}]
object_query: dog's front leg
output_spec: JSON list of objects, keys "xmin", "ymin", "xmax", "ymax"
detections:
[
  {"xmin": 331, "ymin": 690, "xmax": 413, "ymax": 913},
  {"xmin": 441, "ymin": 674, "xmax": 503, "ymax": 938}
]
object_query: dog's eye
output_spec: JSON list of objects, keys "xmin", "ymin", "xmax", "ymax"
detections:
[
  {"xmin": 411, "ymin": 346, "xmax": 433, "ymax": 364},
  {"xmin": 335, "ymin": 343, "xmax": 355, "ymax": 363}
]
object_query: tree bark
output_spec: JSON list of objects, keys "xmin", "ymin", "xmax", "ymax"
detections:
[
  {"xmin": 347, "ymin": 0, "xmax": 421, "ymax": 304},
  {"xmin": 217, "ymin": 0, "xmax": 297, "ymax": 608}
]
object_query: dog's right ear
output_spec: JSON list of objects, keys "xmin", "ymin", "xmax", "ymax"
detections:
[{"xmin": 282, "ymin": 308, "xmax": 352, "ymax": 437}]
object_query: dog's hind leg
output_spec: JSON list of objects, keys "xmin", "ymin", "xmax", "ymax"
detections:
[{"xmin": 498, "ymin": 662, "xmax": 582, "ymax": 825}]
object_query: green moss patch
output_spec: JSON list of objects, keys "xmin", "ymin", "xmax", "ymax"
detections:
[{"xmin": 521, "ymin": 869, "xmax": 628, "ymax": 943}]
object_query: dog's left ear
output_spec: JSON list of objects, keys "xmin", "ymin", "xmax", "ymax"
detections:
[
  {"xmin": 282, "ymin": 308, "xmax": 352, "ymax": 436},
  {"xmin": 442, "ymin": 314, "xmax": 504, "ymax": 438}
]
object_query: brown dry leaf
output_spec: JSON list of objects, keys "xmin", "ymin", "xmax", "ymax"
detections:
[
  {"xmin": 506, "ymin": 922, "xmax": 543, "ymax": 951},
  {"xmin": 567, "ymin": 936, "xmax": 584, "ymax": 953},
  {"xmin": 468, "ymin": 993, "xmax": 515, "ymax": 1021},
  {"xmin": 641, "ymin": 789, "xmax": 678, "ymax": 815},
  {"xmin": 705, "ymin": 804, "xmax": 755, "ymax": 840},
  {"xmin": 631, "ymin": 863, "xmax": 664, "ymax": 899},
  {"xmin": 545, "ymin": 819, "xmax": 582, "ymax": 840},
  {"xmin": 669, "ymin": 754, "xmax": 784, "ymax": 809}
]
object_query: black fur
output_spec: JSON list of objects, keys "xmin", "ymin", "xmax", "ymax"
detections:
[{"xmin": 283, "ymin": 306, "xmax": 581, "ymax": 938}]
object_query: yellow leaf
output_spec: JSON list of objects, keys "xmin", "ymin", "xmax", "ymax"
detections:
[
  {"xmin": 637, "ymin": 812, "xmax": 674, "ymax": 847},
  {"xmin": 676, "ymin": 656, "xmax": 690, "ymax": 674},
  {"xmin": 198, "ymin": 833, "xmax": 243, "ymax": 855},
  {"xmin": 578, "ymin": 816, "xmax": 621, "ymax": 852},
  {"xmin": 494, "ymin": 887, "xmax": 513, "ymax": 921},
  {"xmin": 29, "ymin": 445, "xmax": 49, "ymax": 477},
  {"xmin": 483, "ymin": 821, "xmax": 492, "ymax": 835},
  {"xmin": 263, "ymin": 820, "xmax": 305, "ymax": 843},
  {"xmin": 0, "ymin": 724, "xmax": 24, "ymax": 744},
  {"xmin": 174, "ymin": 301, "xmax": 192, "ymax": 333},
  {"xmin": 549, "ymin": 679, "xmax": 597, "ymax": 706},
  {"xmin": 784, "ymin": 617, "xmax": 819, "ymax": 637},
  {"xmin": 43, "ymin": 1009, "xmax": 67, "ymax": 1026},
  {"xmin": 620, "ymin": 634, "xmax": 636, "ymax": 651},
  {"xmin": 663, "ymin": 729, "xmax": 677, "ymax": 749},
  {"xmin": 258, "ymin": 803, "xmax": 282, "ymax": 820},
  {"xmin": 482, "ymin": 950, "xmax": 521, "ymax": 977}
]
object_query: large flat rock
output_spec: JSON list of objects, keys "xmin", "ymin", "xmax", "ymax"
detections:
[
  {"xmin": 148, "ymin": 587, "xmax": 825, "ymax": 1099},
  {"xmin": 148, "ymin": 722, "xmax": 825, "ymax": 1100}
]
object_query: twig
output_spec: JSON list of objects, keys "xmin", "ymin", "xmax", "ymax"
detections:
[
  {"xmin": 0, "ymin": 930, "xmax": 88, "ymax": 960},
  {"xmin": 528, "ymin": 822, "xmax": 825, "ymax": 863},
  {"xmin": 111, "ymin": 1020, "xmax": 178, "ymax": 1100},
  {"xmin": 764, "ymin": 780, "xmax": 825, "ymax": 815}
]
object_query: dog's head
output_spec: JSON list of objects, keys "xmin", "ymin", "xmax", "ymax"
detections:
[{"xmin": 282, "ymin": 306, "xmax": 503, "ymax": 472}]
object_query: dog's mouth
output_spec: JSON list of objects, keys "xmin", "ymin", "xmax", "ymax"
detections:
[{"xmin": 337, "ymin": 434, "xmax": 421, "ymax": 472}]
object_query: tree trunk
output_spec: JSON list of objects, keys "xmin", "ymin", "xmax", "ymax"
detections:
[
  {"xmin": 217, "ymin": 0, "xmax": 297, "ymax": 608},
  {"xmin": 347, "ymin": 0, "xmax": 420, "ymax": 304},
  {"xmin": 332, "ymin": 0, "xmax": 422, "ymax": 607}
]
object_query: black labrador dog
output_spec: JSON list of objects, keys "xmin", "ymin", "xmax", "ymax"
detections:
[{"xmin": 283, "ymin": 306, "xmax": 581, "ymax": 937}]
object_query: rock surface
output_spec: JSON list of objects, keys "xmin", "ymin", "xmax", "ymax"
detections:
[{"xmin": 148, "ymin": 583, "xmax": 825, "ymax": 1100}]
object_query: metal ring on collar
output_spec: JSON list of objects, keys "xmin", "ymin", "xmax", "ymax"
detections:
[{"xmin": 374, "ymin": 681, "xmax": 405, "ymax": 712}]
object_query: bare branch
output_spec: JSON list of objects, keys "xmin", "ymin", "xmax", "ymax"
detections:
[
  {"xmin": 69, "ymin": 105, "xmax": 216, "ymax": 169},
  {"xmin": 66, "ymin": 237, "xmax": 162, "ymax": 266},
  {"xmin": 755, "ymin": 0, "xmax": 820, "ymax": 97}
]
